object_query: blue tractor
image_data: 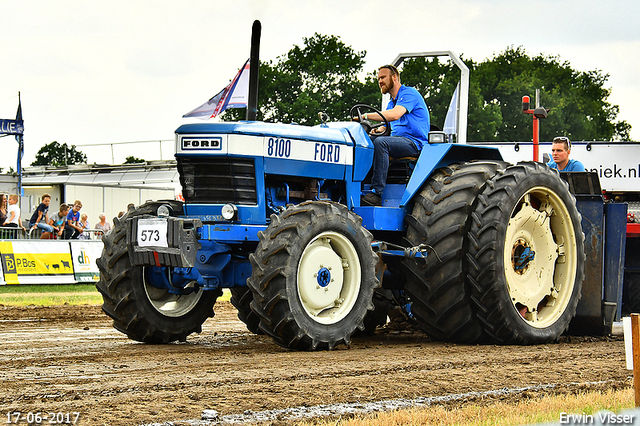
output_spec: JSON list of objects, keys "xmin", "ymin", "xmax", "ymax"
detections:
[{"xmin": 96, "ymin": 25, "xmax": 593, "ymax": 350}]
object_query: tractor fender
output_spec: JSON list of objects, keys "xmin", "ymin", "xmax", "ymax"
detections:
[{"xmin": 400, "ymin": 144, "xmax": 503, "ymax": 206}]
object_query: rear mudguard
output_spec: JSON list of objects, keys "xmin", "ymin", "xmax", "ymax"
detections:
[{"xmin": 401, "ymin": 143, "xmax": 502, "ymax": 206}]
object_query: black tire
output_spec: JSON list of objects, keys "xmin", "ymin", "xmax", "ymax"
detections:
[
  {"xmin": 359, "ymin": 290, "xmax": 394, "ymax": 335},
  {"xmin": 623, "ymin": 273, "xmax": 640, "ymax": 315},
  {"xmin": 403, "ymin": 161, "xmax": 507, "ymax": 343},
  {"xmin": 247, "ymin": 201, "xmax": 379, "ymax": 350},
  {"xmin": 467, "ymin": 162, "xmax": 585, "ymax": 344},
  {"xmin": 230, "ymin": 288, "xmax": 263, "ymax": 335},
  {"xmin": 96, "ymin": 203, "xmax": 220, "ymax": 343}
]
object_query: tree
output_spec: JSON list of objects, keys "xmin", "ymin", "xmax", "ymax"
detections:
[
  {"xmin": 124, "ymin": 156, "xmax": 145, "ymax": 164},
  {"xmin": 222, "ymin": 38, "xmax": 631, "ymax": 142},
  {"xmin": 221, "ymin": 33, "xmax": 379, "ymax": 124},
  {"xmin": 399, "ymin": 47, "xmax": 631, "ymax": 142},
  {"xmin": 469, "ymin": 46, "xmax": 632, "ymax": 142},
  {"xmin": 400, "ymin": 56, "xmax": 503, "ymax": 141},
  {"xmin": 31, "ymin": 141, "xmax": 87, "ymax": 167}
]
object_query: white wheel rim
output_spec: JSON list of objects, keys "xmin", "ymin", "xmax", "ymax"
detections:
[
  {"xmin": 143, "ymin": 268, "xmax": 204, "ymax": 317},
  {"xmin": 503, "ymin": 186, "xmax": 578, "ymax": 328},
  {"xmin": 297, "ymin": 231, "xmax": 361, "ymax": 325}
]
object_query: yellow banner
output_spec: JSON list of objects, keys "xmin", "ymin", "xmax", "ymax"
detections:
[{"xmin": 0, "ymin": 241, "xmax": 75, "ymax": 285}]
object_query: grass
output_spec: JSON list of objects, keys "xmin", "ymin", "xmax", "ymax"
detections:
[
  {"xmin": 0, "ymin": 284, "xmax": 102, "ymax": 306},
  {"xmin": 293, "ymin": 388, "xmax": 634, "ymax": 426},
  {"xmin": 0, "ymin": 284, "xmax": 231, "ymax": 306}
]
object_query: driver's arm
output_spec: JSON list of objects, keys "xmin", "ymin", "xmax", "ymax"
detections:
[{"xmin": 365, "ymin": 105, "xmax": 407, "ymax": 122}]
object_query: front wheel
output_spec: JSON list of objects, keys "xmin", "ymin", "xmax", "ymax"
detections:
[
  {"xmin": 96, "ymin": 204, "xmax": 220, "ymax": 343},
  {"xmin": 467, "ymin": 162, "xmax": 585, "ymax": 344},
  {"xmin": 247, "ymin": 201, "xmax": 379, "ymax": 350}
]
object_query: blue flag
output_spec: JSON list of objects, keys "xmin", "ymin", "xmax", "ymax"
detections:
[
  {"xmin": 1, "ymin": 94, "xmax": 23, "ymax": 136},
  {"xmin": 0, "ymin": 119, "xmax": 23, "ymax": 135}
]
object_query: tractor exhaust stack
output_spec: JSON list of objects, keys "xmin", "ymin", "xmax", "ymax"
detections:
[{"xmin": 246, "ymin": 20, "xmax": 261, "ymax": 121}]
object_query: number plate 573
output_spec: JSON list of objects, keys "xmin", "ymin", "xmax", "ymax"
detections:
[{"xmin": 137, "ymin": 218, "xmax": 168, "ymax": 248}]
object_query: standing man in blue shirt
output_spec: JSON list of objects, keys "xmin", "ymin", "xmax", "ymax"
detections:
[
  {"xmin": 547, "ymin": 136, "xmax": 585, "ymax": 172},
  {"xmin": 358, "ymin": 64, "xmax": 431, "ymax": 206}
]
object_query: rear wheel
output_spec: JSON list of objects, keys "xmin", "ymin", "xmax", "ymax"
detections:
[
  {"xmin": 359, "ymin": 290, "xmax": 394, "ymax": 335},
  {"xmin": 403, "ymin": 161, "xmax": 506, "ymax": 343},
  {"xmin": 247, "ymin": 201, "xmax": 379, "ymax": 350},
  {"xmin": 467, "ymin": 162, "xmax": 585, "ymax": 344},
  {"xmin": 230, "ymin": 288, "xmax": 263, "ymax": 335},
  {"xmin": 96, "ymin": 204, "xmax": 220, "ymax": 343},
  {"xmin": 623, "ymin": 274, "xmax": 640, "ymax": 314}
]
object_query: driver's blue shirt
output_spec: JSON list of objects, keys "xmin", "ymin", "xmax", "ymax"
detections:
[
  {"xmin": 547, "ymin": 158, "xmax": 586, "ymax": 172},
  {"xmin": 388, "ymin": 85, "xmax": 430, "ymax": 150}
]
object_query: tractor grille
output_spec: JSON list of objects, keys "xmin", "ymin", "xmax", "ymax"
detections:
[{"xmin": 177, "ymin": 157, "xmax": 257, "ymax": 205}]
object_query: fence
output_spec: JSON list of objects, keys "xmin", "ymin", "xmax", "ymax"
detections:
[
  {"xmin": 0, "ymin": 226, "xmax": 27, "ymax": 240},
  {"xmin": 19, "ymin": 227, "xmax": 106, "ymax": 240}
]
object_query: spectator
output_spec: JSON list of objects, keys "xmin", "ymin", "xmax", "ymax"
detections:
[
  {"xmin": 63, "ymin": 200, "xmax": 83, "ymax": 239},
  {"xmin": 0, "ymin": 194, "xmax": 7, "ymax": 222},
  {"xmin": 547, "ymin": 136, "xmax": 585, "ymax": 172},
  {"xmin": 3, "ymin": 194, "xmax": 26, "ymax": 238},
  {"xmin": 114, "ymin": 211, "xmax": 125, "ymax": 228},
  {"xmin": 0, "ymin": 194, "xmax": 8, "ymax": 239},
  {"xmin": 48, "ymin": 203, "xmax": 69, "ymax": 239},
  {"xmin": 78, "ymin": 212, "xmax": 90, "ymax": 240},
  {"xmin": 29, "ymin": 193, "xmax": 55, "ymax": 239},
  {"xmin": 0, "ymin": 194, "xmax": 7, "ymax": 229},
  {"xmin": 94, "ymin": 213, "xmax": 111, "ymax": 236}
]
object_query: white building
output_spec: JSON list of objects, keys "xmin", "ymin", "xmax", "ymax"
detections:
[{"xmin": 19, "ymin": 161, "xmax": 180, "ymax": 227}]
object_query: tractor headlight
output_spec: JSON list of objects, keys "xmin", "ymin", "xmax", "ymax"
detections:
[
  {"xmin": 428, "ymin": 131, "xmax": 447, "ymax": 144},
  {"xmin": 221, "ymin": 203, "xmax": 238, "ymax": 221},
  {"xmin": 157, "ymin": 204, "xmax": 172, "ymax": 218}
]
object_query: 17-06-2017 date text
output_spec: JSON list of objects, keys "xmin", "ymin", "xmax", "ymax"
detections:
[{"xmin": 5, "ymin": 412, "xmax": 80, "ymax": 424}]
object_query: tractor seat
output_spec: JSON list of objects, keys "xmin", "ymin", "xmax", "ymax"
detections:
[
  {"xmin": 390, "ymin": 156, "xmax": 419, "ymax": 163},
  {"xmin": 387, "ymin": 156, "xmax": 418, "ymax": 184},
  {"xmin": 385, "ymin": 124, "xmax": 439, "ymax": 183}
]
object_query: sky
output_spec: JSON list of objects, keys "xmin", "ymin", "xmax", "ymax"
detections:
[{"xmin": 1, "ymin": 0, "xmax": 639, "ymax": 173}]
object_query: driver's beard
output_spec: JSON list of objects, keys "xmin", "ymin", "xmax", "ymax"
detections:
[{"xmin": 381, "ymin": 79, "xmax": 395, "ymax": 95}]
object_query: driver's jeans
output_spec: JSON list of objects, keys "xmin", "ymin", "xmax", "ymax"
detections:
[{"xmin": 370, "ymin": 135, "xmax": 419, "ymax": 195}]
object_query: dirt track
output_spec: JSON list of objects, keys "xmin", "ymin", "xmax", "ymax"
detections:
[{"xmin": 0, "ymin": 302, "xmax": 631, "ymax": 426}]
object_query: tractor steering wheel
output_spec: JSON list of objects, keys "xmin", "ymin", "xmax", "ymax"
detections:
[{"xmin": 350, "ymin": 104, "xmax": 391, "ymax": 137}]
